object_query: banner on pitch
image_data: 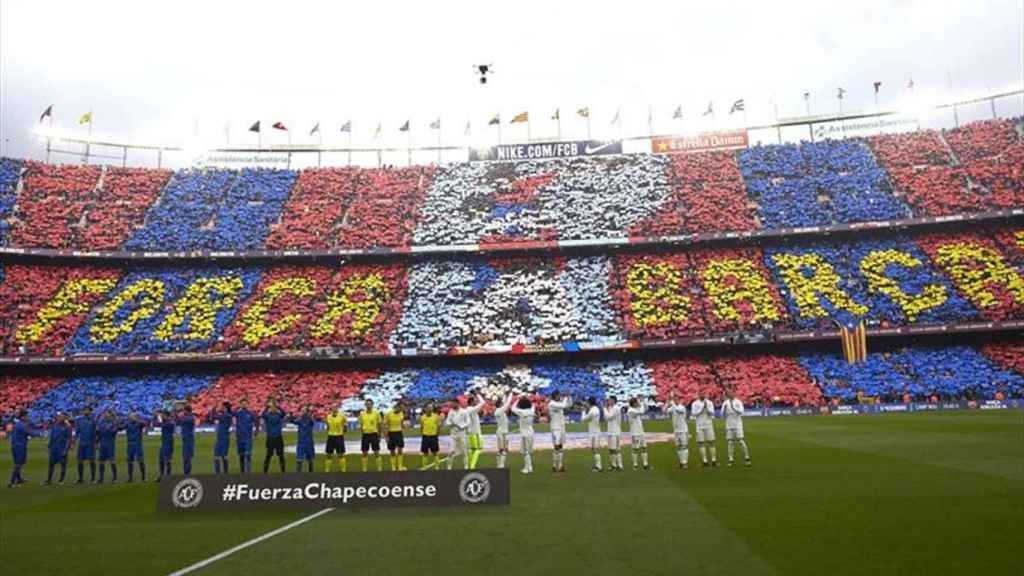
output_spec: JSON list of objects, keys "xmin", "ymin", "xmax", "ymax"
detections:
[
  {"xmin": 469, "ymin": 140, "xmax": 622, "ymax": 162},
  {"xmin": 158, "ymin": 469, "xmax": 510, "ymax": 512},
  {"xmin": 651, "ymin": 129, "xmax": 749, "ymax": 154}
]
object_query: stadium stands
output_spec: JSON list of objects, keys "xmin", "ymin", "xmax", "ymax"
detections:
[
  {"xmin": 0, "ymin": 119, "xmax": 1018, "ymax": 253},
  {"xmin": 3, "ymin": 345, "xmax": 1022, "ymax": 422},
  {"xmin": 2, "ymin": 227, "xmax": 1023, "ymax": 357},
  {"xmin": 1, "ymin": 117, "xmax": 1022, "ymax": 423}
]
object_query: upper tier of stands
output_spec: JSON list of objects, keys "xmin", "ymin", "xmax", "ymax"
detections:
[{"xmin": 0, "ymin": 118, "xmax": 1020, "ymax": 255}]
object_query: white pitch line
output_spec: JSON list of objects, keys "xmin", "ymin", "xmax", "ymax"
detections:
[{"xmin": 167, "ymin": 507, "xmax": 335, "ymax": 576}]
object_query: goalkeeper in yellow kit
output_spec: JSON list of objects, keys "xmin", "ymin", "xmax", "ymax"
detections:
[
  {"xmin": 383, "ymin": 403, "xmax": 407, "ymax": 471},
  {"xmin": 324, "ymin": 407, "xmax": 347, "ymax": 472}
]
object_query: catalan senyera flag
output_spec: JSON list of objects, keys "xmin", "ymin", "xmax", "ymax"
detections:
[
  {"xmin": 840, "ymin": 320, "xmax": 868, "ymax": 363},
  {"xmin": 78, "ymin": 111, "xmax": 93, "ymax": 125},
  {"xmin": 511, "ymin": 111, "xmax": 529, "ymax": 124}
]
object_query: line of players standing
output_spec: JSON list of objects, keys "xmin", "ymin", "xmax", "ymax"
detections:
[{"xmin": 5, "ymin": 388, "xmax": 751, "ymax": 487}]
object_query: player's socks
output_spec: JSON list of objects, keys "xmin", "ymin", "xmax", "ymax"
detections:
[
  {"xmin": 642, "ymin": 451, "xmax": 649, "ymax": 467},
  {"xmin": 398, "ymin": 454, "xmax": 405, "ymax": 470},
  {"xmin": 709, "ymin": 446, "xmax": 718, "ymax": 463},
  {"xmin": 699, "ymin": 445, "xmax": 708, "ymax": 464},
  {"xmin": 89, "ymin": 462, "xmax": 96, "ymax": 481},
  {"xmin": 631, "ymin": 451, "xmax": 639, "ymax": 468},
  {"xmin": 469, "ymin": 449, "xmax": 481, "ymax": 469},
  {"xmin": 593, "ymin": 452, "xmax": 602, "ymax": 470},
  {"xmin": 111, "ymin": 464, "xmax": 117, "ymax": 481},
  {"xmin": 375, "ymin": 455, "xmax": 382, "ymax": 471},
  {"xmin": 727, "ymin": 440, "xmax": 735, "ymax": 463},
  {"xmin": 361, "ymin": 455, "xmax": 368, "ymax": 472},
  {"xmin": 215, "ymin": 459, "xmax": 222, "ymax": 474},
  {"xmin": 739, "ymin": 439, "xmax": 750, "ymax": 461},
  {"xmin": 140, "ymin": 462, "xmax": 147, "ymax": 481},
  {"xmin": 388, "ymin": 454, "xmax": 395, "ymax": 470}
]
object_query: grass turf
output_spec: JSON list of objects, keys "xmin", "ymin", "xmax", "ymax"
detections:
[{"xmin": 1, "ymin": 410, "xmax": 1022, "ymax": 575}]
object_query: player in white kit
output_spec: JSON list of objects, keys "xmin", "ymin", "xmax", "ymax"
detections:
[
  {"xmin": 722, "ymin": 389, "xmax": 751, "ymax": 467},
  {"xmin": 603, "ymin": 396, "xmax": 624, "ymax": 471},
  {"xmin": 580, "ymin": 397, "xmax": 603, "ymax": 471},
  {"xmin": 664, "ymin": 392, "xmax": 690, "ymax": 469},
  {"xmin": 547, "ymin": 391, "xmax": 572, "ymax": 473},
  {"xmin": 626, "ymin": 397, "xmax": 650, "ymax": 470},
  {"xmin": 690, "ymin": 391, "xmax": 718, "ymax": 467},
  {"xmin": 492, "ymin": 393, "xmax": 515, "ymax": 469},
  {"xmin": 444, "ymin": 402, "xmax": 469, "ymax": 470},
  {"xmin": 511, "ymin": 396, "xmax": 536, "ymax": 474}
]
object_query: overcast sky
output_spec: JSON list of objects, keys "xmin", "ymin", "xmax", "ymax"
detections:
[{"xmin": 1, "ymin": 0, "xmax": 1021, "ymax": 166}]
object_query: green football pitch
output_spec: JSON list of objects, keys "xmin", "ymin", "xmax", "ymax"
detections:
[{"xmin": 2, "ymin": 411, "xmax": 1022, "ymax": 576}]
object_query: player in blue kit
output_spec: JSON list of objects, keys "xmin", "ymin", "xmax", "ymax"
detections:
[
  {"xmin": 261, "ymin": 400, "xmax": 287, "ymax": 474},
  {"xmin": 44, "ymin": 412, "xmax": 72, "ymax": 485},
  {"xmin": 178, "ymin": 405, "xmax": 197, "ymax": 476},
  {"xmin": 74, "ymin": 407, "xmax": 98, "ymax": 484},
  {"xmin": 7, "ymin": 410, "xmax": 35, "ymax": 487},
  {"xmin": 235, "ymin": 399, "xmax": 255, "ymax": 474},
  {"xmin": 96, "ymin": 410, "xmax": 120, "ymax": 483},
  {"xmin": 208, "ymin": 402, "xmax": 234, "ymax": 474},
  {"xmin": 124, "ymin": 412, "xmax": 148, "ymax": 482},
  {"xmin": 156, "ymin": 410, "xmax": 175, "ymax": 481},
  {"xmin": 292, "ymin": 405, "xmax": 317, "ymax": 473}
]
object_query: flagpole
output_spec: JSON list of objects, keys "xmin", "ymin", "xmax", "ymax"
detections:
[
  {"xmin": 46, "ymin": 114, "xmax": 53, "ymax": 163},
  {"xmin": 557, "ymin": 114, "xmax": 562, "ymax": 140},
  {"xmin": 586, "ymin": 115, "xmax": 591, "ymax": 140},
  {"xmin": 498, "ymin": 120, "xmax": 502, "ymax": 145},
  {"xmin": 527, "ymin": 118, "xmax": 532, "ymax": 143},
  {"xmin": 408, "ymin": 128, "xmax": 412, "ymax": 167},
  {"xmin": 347, "ymin": 128, "xmax": 352, "ymax": 166},
  {"xmin": 947, "ymin": 70, "xmax": 959, "ymax": 127},
  {"xmin": 437, "ymin": 121, "xmax": 442, "ymax": 164},
  {"xmin": 647, "ymin": 105, "xmax": 653, "ymax": 138},
  {"xmin": 84, "ymin": 109, "xmax": 93, "ymax": 165}
]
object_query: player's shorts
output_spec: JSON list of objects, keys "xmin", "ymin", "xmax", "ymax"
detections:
[
  {"xmin": 78, "ymin": 443, "xmax": 96, "ymax": 461},
  {"xmin": 696, "ymin": 425, "xmax": 715, "ymax": 443},
  {"xmin": 213, "ymin": 436, "xmax": 229, "ymax": 457},
  {"xmin": 98, "ymin": 442, "xmax": 115, "ymax": 461},
  {"xmin": 387, "ymin": 431, "xmax": 405, "ymax": 451},
  {"xmin": 606, "ymin": 432, "xmax": 621, "ymax": 451},
  {"xmin": 468, "ymin": 433, "xmax": 482, "ymax": 451},
  {"xmin": 158, "ymin": 443, "xmax": 173, "ymax": 461},
  {"xmin": 181, "ymin": 439, "xmax": 195, "ymax": 460},
  {"xmin": 236, "ymin": 439, "xmax": 252, "ymax": 455},
  {"xmin": 296, "ymin": 443, "xmax": 315, "ymax": 461},
  {"xmin": 495, "ymin": 431, "xmax": 509, "ymax": 452},
  {"xmin": 49, "ymin": 450, "xmax": 68, "ymax": 465},
  {"xmin": 673, "ymin": 430, "xmax": 690, "ymax": 448},
  {"xmin": 420, "ymin": 435, "xmax": 439, "ymax": 454},
  {"xmin": 361, "ymin": 433, "xmax": 381, "ymax": 452},
  {"xmin": 550, "ymin": 429, "xmax": 566, "ymax": 448},
  {"xmin": 326, "ymin": 435, "xmax": 346, "ymax": 455},
  {"xmin": 588, "ymin": 432, "xmax": 602, "ymax": 450},
  {"xmin": 631, "ymin": 434, "xmax": 647, "ymax": 449},
  {"xmin": 726, "ymin": 425, "xmax": 744, "ymax": 440},
  {"xmin": 126, "ymin": 444, "xmax": 144, "ymax": 462},
  {"xmin": 520, "ymin": 434, "xmax": 534, "ymax": 453},
  {"xmin": 12, "ymin": 447, "xmax": 27, "ymax": 466},
  {"xmin": 265, "ymin": 435, "xmax": 284, "ymax": 457}
]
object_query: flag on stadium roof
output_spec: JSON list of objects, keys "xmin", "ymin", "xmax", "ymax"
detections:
[
  {"xmin": 39, "ymin": 105, "xmax": 52, "ymax": 123},
  {"xmin": 399, "ymin": 120, "xmax": 410, "ymax": 132},
  {"xmin": 672, "ymin": 105, "xmax": 682, "ymax": 119},
  {"xmin": 272, "ymin": 121, "xmax": 287, "ymax": 131},
  {"xmin": 78, "ymin": 111, "xmax": 92, "ymax": 125},
  {"xmin": 729, "ymin": 99, "xmax": 744, "ymax": 114},
  {"xmin": 309, "ymin": 122, "xmax": 320, "ymax": 136},
  {"xmin": 249, "ymin": 121, "xmax": 261, "ymax": 133},
  {"xmin": 374, "ymin": 122, "xmax": 382, "ymax": 138},
  {"xmin": 837, "ymin": 87, "xmax": 846, "ymax": 99},
  {"xmin": 873, "ymin": 81, "xmax": 882, "ymax": 93},
  {"xmin": 488, "ymin": 114, "xmax": 500, "ymax": 125},
  {"xmin": 576, "ymin": 107, "xmax": 589, "ymax": 118},
  {"xmin": 464, "ymin": 121, "xmax": 471, "ymax": 135},
  {"xmin": 907, "ymin": 78, "xmax": 915, "ymax": 92},
  {"xmin": 511, "ymin": 111, "xmax": 529, "ymax": 124},
  {"xmin": 429, "ymin": 118, "xmax": 441, "ymax": 130},
  {"xmin": 803, "ymin": 91, "xmax": 810, "ymax": 100},
  {"xmin": 702, "ymin": 102, "xmax": 714, "ymax": 116},
  {"xmin": 340, "ymin": 120, "xmax": 351, "ymax": 132},
  {"xmin": 551, "ymin": 108, "xmax": 560, "ymax": 121},
  {"xmin": 611, "ymin": 108, "xmax": 620, "ymax": 124}
]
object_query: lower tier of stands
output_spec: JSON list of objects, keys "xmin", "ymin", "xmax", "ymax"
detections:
[{"xmin": 2, "ymin": 343, "xmax": 1022, "ymax": 422}]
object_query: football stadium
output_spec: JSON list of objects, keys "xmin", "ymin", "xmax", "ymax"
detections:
[{"xmin": 1, "ymin": 1, "xmax": 1023, "ymax": 574}]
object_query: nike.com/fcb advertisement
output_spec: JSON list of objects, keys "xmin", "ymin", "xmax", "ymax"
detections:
[{"xmin": 469, "ymin": 139, "xmax": 623, "ymax": 161}]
